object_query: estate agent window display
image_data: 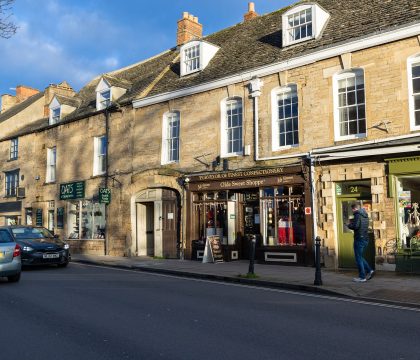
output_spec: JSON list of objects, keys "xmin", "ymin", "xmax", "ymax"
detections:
[{"xmin": 67, "ymin": 200, "xmax": 106, "ymax": 240}]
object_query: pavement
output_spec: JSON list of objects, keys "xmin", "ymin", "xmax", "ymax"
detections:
[{"xmin": 71, "ymin": 254, "xmax": 420, "ymax": 308}]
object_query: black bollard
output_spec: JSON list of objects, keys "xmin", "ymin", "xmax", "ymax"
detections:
[
  {"xmin": 248, "ymin": 235, "xmax": 256, "ymax": 275},
  {"xmin": 314, "ymin": 236, "xmax": 323, "ymax": 286}
]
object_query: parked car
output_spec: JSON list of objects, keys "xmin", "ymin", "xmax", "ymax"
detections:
[
  {"xmin": 0, "ymin": 226, "xmax": 71, "ymax": 267},
  {"xmin": 0, "ymin": 228, "xmax": 21, "ymax": 282}
]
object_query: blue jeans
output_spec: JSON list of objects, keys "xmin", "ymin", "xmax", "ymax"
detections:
[{"xmin": 353, "ymin": 240, "xmax": 372, "ymax": 279}]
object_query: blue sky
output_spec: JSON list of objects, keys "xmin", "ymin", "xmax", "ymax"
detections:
[{"xmin": 0, "ymin": 0, "xmax": 294, "ymax": 100}]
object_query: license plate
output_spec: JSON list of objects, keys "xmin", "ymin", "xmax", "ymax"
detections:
[{"xmin": 43, "ymin": 253, "xmax": 59, "ymax": 259}]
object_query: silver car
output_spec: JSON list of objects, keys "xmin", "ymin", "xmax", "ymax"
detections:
[{"xmin": 0, "ymin": 228, "xmax": 21, "ymax": 282}]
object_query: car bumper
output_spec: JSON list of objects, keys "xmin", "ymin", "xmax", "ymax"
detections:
[
  {"xmin": 21, "ymin": 250, "xmax": 70, "ymax": 266},
  {"xmin": 0, "ymin": 257, "xmax": 22, "ymax": 277}
]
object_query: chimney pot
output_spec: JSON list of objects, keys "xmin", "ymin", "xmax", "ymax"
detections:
[
  {"xmin": 244, "ymin": 2, "xmax": 258, "ymax": 22},
  {"xmin": 183, "ymin": 12, "xmax": 189, "ymax": 19}
]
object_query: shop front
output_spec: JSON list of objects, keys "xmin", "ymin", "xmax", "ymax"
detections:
[
  {"xmin": 186, "ymin": 166, "xmax": 313, "ymax": 265},
  {"xmin": 388, "ymin": 156, "xmax": 420, "ymax": 274},
  {"xmin": 59, "ymin": 181, "xmax": 107, "ymax": 254},
  {"xmin": 0, "ymin": 201, "xmax": 22, "ymax": 225}
]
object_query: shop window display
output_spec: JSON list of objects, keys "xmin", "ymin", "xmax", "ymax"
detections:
[
  {"xmin": 261, "ymin": 185, "xmax": 306, "ymax": 246},
  {"xmin": 68, "ymin": 200, "xmax": 106, "ymax": 239}
]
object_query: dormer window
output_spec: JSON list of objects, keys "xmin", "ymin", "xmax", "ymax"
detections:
[
  {"xmin": 184, "ymin": 44, "xmax": 200, "ymax": 73},
  {"xmin": 180, "ymin": 40, "xmax": 219, "ymax": 77},
  {"xmin": 99, "ymin": 89, "xmax": 111, "ymax": 110},
  {"xmin": 282, "ymin": 4, "xmax": 330, "ymax": 47},
  {"xmin": 95, "ymin": 76, "xmax": 130, "ymax": 111},
  {"xmin": 51, "ymin": 107, "xmax": 61, "ymax": 125},
  {"xmin": 287, "ymin": 8, "xmax": 313, "ymax": 43}
]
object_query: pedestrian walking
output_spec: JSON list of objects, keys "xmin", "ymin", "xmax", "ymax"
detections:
[{"xmin": 347, "ymin": 201, "xmax": 375, "ymax": 283}]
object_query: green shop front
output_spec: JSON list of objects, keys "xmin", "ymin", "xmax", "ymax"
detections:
[
  {"xmin": 59, "ymin": 181, "xmax": 108, "ymax": 254},
  {"xmin": 387, "ymin": 156, "xmax": 420, "ymax": 274}
]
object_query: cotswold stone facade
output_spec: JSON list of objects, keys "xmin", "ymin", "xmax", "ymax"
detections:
[{"xmin": 0, "ymin": 0, "xmax": 419, "ymax": 271}]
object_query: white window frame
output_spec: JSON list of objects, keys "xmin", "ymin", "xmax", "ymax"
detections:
[
  {"xmin": 287, "ymin": 7, "xmax": 313, "ymax": 44},
  {"xmin": 408, "ymin": 54, "xmax": 420, "ymax": 131},
  {"xmin": 98, "ymin": 89, "xmax": 111, "ymax": 110},
  {"xmin": 161, "ymin": 111, "xmax": 180, "ymax": 165},
  {"xmin": 271, "ymin": 85, "xmax": 299, "ymax": 151},
  {"xmin": 221, "ymin": 97, "xmax": 243, "ymax": 157},
  {"xmin": 46, "ymin": 147, "xmax": 56, "ymax": 183},
  {"xmin": 50, "ymin": 106, "xmax": 61, "ymax": 125},
  {"xmin": 93, "ymin": 136, "xmax": 107, "ymax": 176},
  {"xmin": 10, "ymin": 138, "xmax": 18, "ymax": 160},
  {"xmin": 333, "ymin": 69, "xmax": 367, "ymax": 141},
  {"xmin": 182, "ymin": 43, "xmax": 201, "ymax": 75}
]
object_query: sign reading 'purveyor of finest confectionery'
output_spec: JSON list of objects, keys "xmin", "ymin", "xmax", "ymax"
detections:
[{"xmin": 59, "ymin": 181, "xmax": 85, "ymax": 200}]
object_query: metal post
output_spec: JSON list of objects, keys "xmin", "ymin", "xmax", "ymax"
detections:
[
  {"xmin": 314, "ymin": 236, "xmax": 323, "ymax": 285},
  {"xmin": 248, "ymin": 235, "xmax": 256, "ymax": 275}
]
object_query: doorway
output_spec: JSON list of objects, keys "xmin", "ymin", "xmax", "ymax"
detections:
[
  {"xmin": 337, "ymin": 197, "xmax": 375, "ymax": 269},
  {"xmin": 134, "ymin": 188, "xmax": 180, "ymax": 258}
]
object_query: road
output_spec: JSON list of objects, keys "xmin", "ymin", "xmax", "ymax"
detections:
[{"xmin": 1, "ymin": 263, "xmax": 419, "ymax": 360}]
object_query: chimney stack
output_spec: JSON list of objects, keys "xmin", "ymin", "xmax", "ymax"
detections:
[
  {"xmin": 244, "ymin": 2, "xmax": 258, "ymax": 22},
  {"xmin": 1, "ymin": 85, "xmax": 40, "ymax": 113},
  {"xmin": 177, "ymin": 12, "xmax": 203, "ymax": 47}
]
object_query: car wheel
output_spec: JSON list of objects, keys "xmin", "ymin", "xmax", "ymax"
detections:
[{"xmin": 7, "ymin": 273, "xmax": 21, "ymax": 282}]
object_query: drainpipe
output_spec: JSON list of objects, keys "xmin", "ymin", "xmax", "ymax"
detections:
[
  {"xmin": 308, "ymin": 151, "xmax": 318, "ymax": 242},
  {"xmin": 104, "ymin": 105, "xmax": 110, "ymax": 256}
]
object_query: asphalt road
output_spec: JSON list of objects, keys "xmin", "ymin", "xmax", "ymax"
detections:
[{"xmin": 1, "ymin": 263, "xmax": 419, "ymax": 360}]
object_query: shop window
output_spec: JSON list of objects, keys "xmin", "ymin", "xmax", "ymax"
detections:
[
  {"xmin": 48, "ymin": 210, "xmax": 54, "ymax": 232},
  {"xmin": 261, "ymin": 185, "xmax": 306, "ymax": 247},
  {"xmin": 68, "ymin": 200, "xmax": 106, "ymax": 240},
  {"xmin": 25, "ymin": 208, "xmax": 33, "ymax": 225},
  {"xmin": 333, "ymin": 69, "xmax": 366, "ymax": 141}
]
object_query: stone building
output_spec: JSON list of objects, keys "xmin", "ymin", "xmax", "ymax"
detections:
[{"xmin": 0, "ymin": 0, "xmax": 419, "ymax": 271}]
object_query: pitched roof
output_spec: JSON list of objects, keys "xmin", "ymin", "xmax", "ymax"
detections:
[
  {"xmin": 0, "ymin": 92, "xmax": 44, "ymax": 124},
  {"xmin": 55, "ymin": 94, "xmax": 81, "ymax": 108}
]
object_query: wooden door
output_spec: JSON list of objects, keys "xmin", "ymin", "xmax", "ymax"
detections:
[{"xmin": 162, "ymin": 190, "xmax": 179, "ymax": 259}]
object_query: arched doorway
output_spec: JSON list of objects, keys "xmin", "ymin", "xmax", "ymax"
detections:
[{"xmin": 134, "ymin": 188, "xmax": 180, "ymax": 259}]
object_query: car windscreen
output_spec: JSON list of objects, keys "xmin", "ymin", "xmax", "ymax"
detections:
[
  {"xmin": 11, "ymin": 227, "xmax": 53, "ymax": 239},
  {"xmin": 0, "ymin": 229, "xmax": 13, "ymax": 243}
]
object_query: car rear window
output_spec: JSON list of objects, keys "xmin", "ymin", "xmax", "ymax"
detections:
[
  {"xmin": 12, "ymin": 227, "xmax": 45, "ymax": 239},
  {"xmin": 0, "ymin": 230, "xmax": 13, "ymax": 243}
]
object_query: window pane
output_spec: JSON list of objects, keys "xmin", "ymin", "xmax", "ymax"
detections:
[
  {"xmin": 359, "ymin": 119, "xmax": 366, "ymax": 133},
  {"xmin": 348, "ymin": 106, "xmax": 358, "ymax": 120},
  {"xmin": 413, "ymin": 78, "xmax": 420, "ymax": 93},
  {"xmin": 412, "ymin": 64, "xmax": 420, "ymax": 78},
  {"xmin": 349, "ymin": 120, "xmax": 358, "ymax": 134},
  {"xmin": 293, "ymin": 131, "xmax": 299, "ymax": 145},
  {"xmin": 415, "ymin": 110, "xmax": 420, "ymax": 126},
  {"xmin": 358, "ymin": 105, "xmax": 366, "ymax": 120}
]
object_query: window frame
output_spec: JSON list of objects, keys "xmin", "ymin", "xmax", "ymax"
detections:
[
  {"xmin": 408, "ymin": 54, "xmax": 420, "ymax": 131},
  {"xmin": 161, "ymin": 111, "xmax": 180, "ymax": 165},
  {"xmin": 10, "ymin": 138, "xmax": 18, "ymax": 160},
  {"xmin": 50, "ymin": 106, "xmax": 61, "ymax": 125},
  {"xmin": 283, "ymin": 4, "xmax": 315, "ymax": 46},
  {"xmin": 271, "ymin": 85, "xmax": 299, "ymax": 151},
  {"xmin": 333, "ymin": 68, "xmax": 367, "ymax": 141},
  {"xmin": 5, "ymin": 169, "xmax": 19, "ymax": 197},
  {"xmin": 182, "ymin": 43, "xmax": 201, "ymax": 75},
  {"xmin": 93, "ymin": 136, "xmax": 107, "ymax": 176},
  {"xmin": 46, "ymin": 147, "xmax": 57, "ymax": 183},
  {"xmin": 220, "ymin": 97, "xmax": 244, "ymax": 158}
]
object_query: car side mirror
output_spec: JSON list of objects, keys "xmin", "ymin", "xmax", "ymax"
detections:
[{"xmin": 54, "ymin": 234, "xmax": 59, "ymax": 239}]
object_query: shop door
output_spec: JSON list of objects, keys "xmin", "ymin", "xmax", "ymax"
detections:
[
  {"xmin": 162, "ymin": 199, "xmax": 178, "ymax": 259},
  {"xmin": 136, "ymin": 203, "xmax": 154, "ymax": 257},
  {"xmin": 337, "ymin": 198, "xmax": 375, "ymax": 269}
]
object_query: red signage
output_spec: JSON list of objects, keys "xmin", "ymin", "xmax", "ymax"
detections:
[{"xmin": 305, "ymin": 207, "xmax": 312, "ymax": 215}]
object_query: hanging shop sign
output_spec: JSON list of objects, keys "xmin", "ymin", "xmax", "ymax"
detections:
[
  {"xmin": 35, "ymin": 209, "xmax": 43, "ymax": 226},
  {"xmin": 59, "ymin": 181, "xmax": 85, "ymax": 200},
  {"xmin": 99, "ymin": 188, "xmax": 111, "ymax": 204}
]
